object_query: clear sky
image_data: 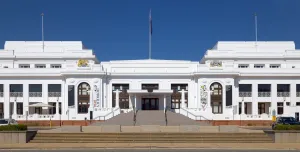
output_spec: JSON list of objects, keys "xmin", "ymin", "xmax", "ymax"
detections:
[{"xmin": 0, "ymin": 0, "xmax": 299, "ymax": 61}]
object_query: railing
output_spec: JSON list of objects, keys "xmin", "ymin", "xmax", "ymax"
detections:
[
  {"xmin": 133, "ymin": 106, "xmax": 138, "ymax": 126},
  {"xmin": 239, "ymin": 92, "xmax": 252, "ymax": 97},
  {"xmin": 94, "ymin": 107, "xmax": 120, "ymax": 120},
  {"xmin": 10, "ymin": 92, "xmax": 23, "ymax": 97},
  {"xmin": 48, "ymin": 92, "xmax": 61, "ymax": 97},
  {"xmin": 164, "ymin": 106, "xmax": 170, "ymax": 126},
  {"xmin": 29, "ymin": 92, "xmax": 42, "ymax": 97},
  {"xmin": 277, "ymin": 92, "xmax": 290, "ymax": 97},
  {"xmin": 179, "ymin": 107, "xmax": 213, "ymax": 124},
  {"xmin": 258, "ymin": 92, "xmax": 271, "ymax": 97}
]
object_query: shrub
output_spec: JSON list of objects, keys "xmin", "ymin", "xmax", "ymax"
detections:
[
  {"xmin": 274, "ymin": 124, "xmax": 300, "ymax": 130},
  {"xmin": 0, "ymin": 124, "xmax": 27, "ymax": 131}
]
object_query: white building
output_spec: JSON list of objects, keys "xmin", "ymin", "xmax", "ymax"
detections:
[{"xmin": 0, "ymin": 41, "xmax": 300, "ymax": 122}]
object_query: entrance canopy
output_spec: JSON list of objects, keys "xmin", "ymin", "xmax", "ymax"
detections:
[
  {"xmin": 127, "ymin": 89, "xmax": 173, "ymax": 94},
  {"xmin": 28, "ymin": 103, "xmax": 54, "ymax": 108}
]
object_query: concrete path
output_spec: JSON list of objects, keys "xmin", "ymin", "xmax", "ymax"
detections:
[
  {"xmin": 2, "ymin": 149, "xmax": 299, "ymax": 152},
  {"xmin": 1, "ymin": 143, "xmax": 300, "ymax": 150}
]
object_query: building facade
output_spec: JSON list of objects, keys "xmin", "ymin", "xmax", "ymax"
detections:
[{"xmin": 0, "ymin": 41, "xmax": 300, "ymax": 122}]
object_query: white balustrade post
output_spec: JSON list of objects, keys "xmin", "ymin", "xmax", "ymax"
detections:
[{"xmin": 164, "ymin": 94, "xmax": 166, "ymax": 111}]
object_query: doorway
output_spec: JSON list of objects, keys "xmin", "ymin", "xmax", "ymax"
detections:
[
  {"xmin": 296, "ymin": 112, "xmax": 299, "ymax": 122},
  {"xmin": 142, "ymin": 98, "xmax": 159, "ymax": 110}
]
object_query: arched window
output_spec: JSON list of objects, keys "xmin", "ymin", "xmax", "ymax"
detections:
[
  {"xmin": 210, "ymin": 82, "xmax": 222, "ymax": 114},
  {"xmin": 78, "ymin": 82, "xmax": 90, "ymax": 114}
]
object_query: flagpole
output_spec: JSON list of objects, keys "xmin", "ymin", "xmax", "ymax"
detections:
[
  {"xmin": 255, "ymin": 13, "xmax": 258, "ymax": 46},
  {"xmin": 149, "ymin": 9, "xmax": 152, "ymax": 59},
  {"xmin": 41, "ymin": 13, "xmax": 44, "ymax": 52}
]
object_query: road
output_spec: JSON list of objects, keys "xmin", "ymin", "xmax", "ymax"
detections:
[{"xmin": 1, "ymin": 149, "xmax": 299, "ymax": 152}]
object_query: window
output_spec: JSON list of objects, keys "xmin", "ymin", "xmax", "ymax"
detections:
[
  {"xmin": 10, "ymin": 84, "xmax": 23, "ymax": 97},
  {"xmin": 238, "ymin": 64, "xmax": 249, "ymax": 68},
  {"xmin": 171, "ymin": 84, "xmax": 188, "ymax": 91},
  {"xmin": 254, "ymin": 64, "xmax": 265, "ymax": 68},
  {"xmin": 239, "ymin": 84, "xmax": 252, "ymax": 97},
  {"xmin": 78, "ymin": 83, "xmax": 90, "ymax": 114},
  {"xmin": 142, "ymin": 84, "xmax": 159, "ymax": 90},
  {"xmin": 0, "ymin": 84, "xmax": 3, "ymax": 97},
  {"xmin": 286, "ymin": 102, "xmax": 290, "ymax": 106},
  {"xmin": 0, "ymin": 103, "xmax": 3, "ymax": 119},
  {"xmin": 171, "ymin": 84, "xmax": 188, "ymax": 109},
  {"xmin": 258, "ymin": 84, "xmax": 271, "ymax": 97},
  {"xmin": 277, "ymin": 84, "xmax": 290, "ymax": 97},
  {"xmin": 29, "ymin": 84, "xmax": 42, "ymax": 97},
  {"xmin": 277, "ymin": 102, "xmax": 284, "ymax": 115},
  {"xmin": 112, "ymin": 84, "xmax": 130, "ymax": 109},
  {"xmin": 270, "ymin": 64, "xmax": 280, "ymax": 68},
  {"xmin": 238, "ymin": 102, "xmax": 247, "ymax": 114},
  {"xmin": 297, "ymin": 102, "xmax": 300, "ymax": 106},
  {"xmin": 19, "ymin": 64, "xmax": 30, "ymax": 68},
  {"xmin": 292, "ymin": 66, "xmax": 296, "ymax": 68},
  {"xmin": 48, "ymin": 84, "xmax": 61, "ymax": 97},
  {"xmin": 35, "ymin": 64, "xmax": 46, "ymax": 68},
  {"xmin": 226, "ymin": 85, "xmax": 232, "ymax": 106},
  {"xmin": 51, "ymin": 64, "xmax": 62, "ymax": 68},
  {"xmin": 258, "ymin": 103, "xmax": 265, "ymax": 114},
  {"xmin": 210, "ymin": 82, "xmax": 222, "ymax": 114},
  {"xmin": 17, "ymin": 103, "xmax": 23, "ymax": 115},
  {"xmin": 296, "ymin": 84, "xmax": 300, "ymax": 97},
  {"xmin": 68, "ymin": 85, "xmax": 75, "ymax": 107},
  {"xmin": 3, "ymin": 66, "xmax": 8, "ymax": 68}
]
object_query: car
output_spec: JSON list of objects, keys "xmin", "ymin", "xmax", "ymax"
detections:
[
  {"xmin": 272, "ymin": 116, "xmax": 300, "ymax": 130},
  {"xmin": 0, "ymin": 119, "xmax": 18, "ymax": 126}
]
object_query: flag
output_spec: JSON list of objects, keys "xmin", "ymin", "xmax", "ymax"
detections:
[{"xmin": 149, "ymin": 9, "xmax": 152, "ymax": 35}]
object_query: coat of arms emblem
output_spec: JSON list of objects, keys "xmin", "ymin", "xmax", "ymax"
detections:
[{"xmin": 77, "ymin": 59, "xmax": 89, "ymax": 67}]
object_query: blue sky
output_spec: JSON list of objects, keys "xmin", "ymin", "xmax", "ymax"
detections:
[{"xmin": 0, "ymin": 0, "xmax": 299, "ymax": 61}]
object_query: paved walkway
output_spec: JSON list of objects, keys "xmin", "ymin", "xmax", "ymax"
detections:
[{"xmin": 1, "ymin": 143, "xmax": 300, "ymax": 150}]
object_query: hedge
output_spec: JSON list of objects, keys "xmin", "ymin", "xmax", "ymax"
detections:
[
  {"xmin": 0, "ymin": 124, "xmax": 27, "ymax": 131},
  {"xmin": 274, "ymin": 124, "xmax": 300, "ymax": 130}
]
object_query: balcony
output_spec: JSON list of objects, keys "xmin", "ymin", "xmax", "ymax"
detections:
[
  {"xmin": 29, "ymin": 92, "xmax": 42, "ymax": 97},
  {"xmin": 10, "ymin": 92, "xmax": 23, "ymax": 97},
  {"xmin": 239, "ymin": 92, "xmax": 252, "ymax": 97},
  {"xmin": 48, "ymin": 92, "xmax": 61, "ymax": 97},
  {"xmin": 277, "ymin": 92, "xmax": 290, "ymax": 97},
  {"xmin": 258, "ymin": 92, "xmax": 271, "ymax": 97}
]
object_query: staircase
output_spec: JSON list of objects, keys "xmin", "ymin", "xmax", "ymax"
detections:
[
  {"xmin": 92, "ymin": 111, "xmax": 135, "ymax": 126},
  {"xmin": 30, "ymin": 132, "xmax": 274, "ymax": 143},
  {"xmin": 92, "ymin": 110, "xmax": 211, "ymax": 126}
]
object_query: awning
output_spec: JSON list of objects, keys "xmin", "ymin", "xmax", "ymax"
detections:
[
  {"xmin": 28, "ymin": 103, "xmax": 54, "ymax": 108},
  {"xmin": 127, "ymin": 89, "xmax": 173, "ymax": 94}
]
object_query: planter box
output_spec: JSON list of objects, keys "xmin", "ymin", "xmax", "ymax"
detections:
[{"xmin": 0, "ymin": 131, "xmax": 37, "ymax": 144}]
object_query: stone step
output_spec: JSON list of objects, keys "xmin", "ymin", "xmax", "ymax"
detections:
[{"xmin": 30, "ymin": 140, "xmax": 273, "ymax": 143}]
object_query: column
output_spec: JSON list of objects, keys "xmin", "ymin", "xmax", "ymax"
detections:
[
  {"xmin": 103, "ymin": 79, "xmax": 107, "ymax": 108},
  {"xmin": 4, "ymin": 84, "xmax": 10, "ymax": 119},
  {"xmin": 252, "ymin": 83, "xmax": 258, "ymax": 115},
  {"xmin": 164, "ymin": 94, "xmax": 166, "ymax": 111},
  {"xmin": 13, "ymin": 101, "xmax": 17, "ymax": 116},
  {"xmin": 56, "ymin": 100, "xmax": 59, "ymax": 115},
  {"xmin": 181, "ymin": 89, "xmax": 186, "ymax": 108},
  {"xmin": 241, "ymin": 101, "xmax": 245, "ymax": 114},
  {"xmin": 115, "ymin": 89, "xmax": 119, "ymax": 108}
]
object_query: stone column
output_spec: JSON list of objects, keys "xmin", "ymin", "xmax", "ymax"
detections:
[
  {"xmin": 14, "ymin": 100, "xmax": 17, "ymax": 116},
  {"xmin": 56, "ymin": 100, "xmax": 59, "ymax": 115},
  {"xmin": 181, "ymin": 89, "xmax": 186, "ymax": 108}
]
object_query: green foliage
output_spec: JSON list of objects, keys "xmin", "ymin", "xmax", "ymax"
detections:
[
  {"xmin": 274, "ymin": 124, "xmax": 300, "ymax": 130},
  {"xmin": 0, "ymin": 124, "xmax": 27, "ymax": 131}
]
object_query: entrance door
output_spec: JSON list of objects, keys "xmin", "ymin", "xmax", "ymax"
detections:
[
  {"xmin": 142, "ymin": 98, "xmax": 159, "ymax": 110},
  {"xmin": 296, "ymin": 112, "xmax": 299, "ymax": 122}
]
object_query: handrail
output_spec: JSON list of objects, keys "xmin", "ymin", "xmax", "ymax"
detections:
[
  {"xmin": 133, "ymin": 106, "xmax": 138, "ymax": 126},
  {"xmin": 93, "ymin": 107, "xmax": 120, "ymax": 120},
  {"xmin": 164, "ymin": 106, "xmax": 170, "ymax": 126},
  {"xmin": 179, "ymin": 107, "xmax": 213, "ymax": 123}
]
